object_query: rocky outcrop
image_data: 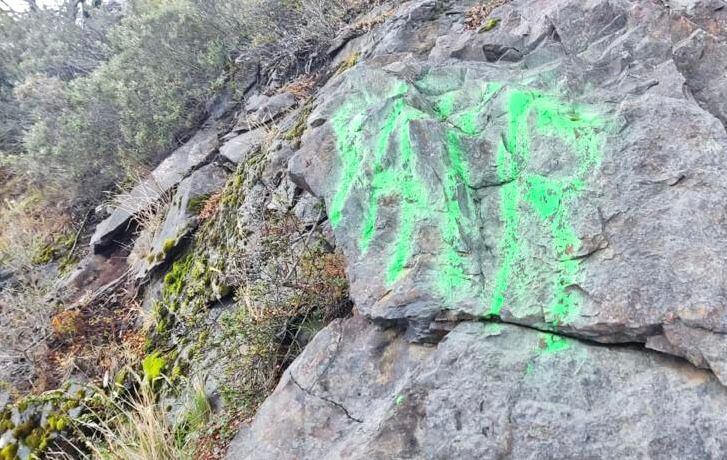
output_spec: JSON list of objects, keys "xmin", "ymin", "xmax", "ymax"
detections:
[
  {"xmin": 132, "ymin": 163, "xmax": 230, "ymax": 278},
  {"xmin": 219, "ymin": 128, "xmax": 266, "ymax": 165},
  {"xmin": 226, "ymin": 0, "xmax": 727, "ymax": 456},
  {"xmin": 68, "ymin": 0, "xmax": 727, "ymax": 456},
  {"xmin": 90, "ymin": 126, "xmax": 220, "ymax": 251},
  {"xmin": 232, "ymin": 92, "xmax": 297, "ymax": 133},
  {"xmin": 289, "ymin": 0, "xmax": 727, "ymax": 381},
  {"xmin": 229, "ymin": 316, "xmax": 727, "ymax": 459}
]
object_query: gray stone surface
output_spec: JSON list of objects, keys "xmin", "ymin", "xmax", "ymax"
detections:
[
  {"xmin": 133, "ymin": 163, "xmax": 229, "ymax": 278},
  {"xmin": 233, "ymin": 92, "xmax": 296, "ymax": 132},
  {"xmin": 90, "ymin": 126, "xmax": 220, "ymax": 250},
  {"xmin": 219, "ymin": 128, "xmax": 265, "ymax": 165},
  {"xmin": 229, "ymin": 316, "xmax": 727, "ymax": 459},
  {"xmin": 233, "ymin": 55, "xmax": 260, "ymax": 95},
  {"xmin": 288, "ymin": 0, "xmax": 727, "ymax": 381}
]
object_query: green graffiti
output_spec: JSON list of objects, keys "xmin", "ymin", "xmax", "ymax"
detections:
[
  {"xmin": 539, "ymin": 333, "xmax": 571, "ymax": 354},
  {"xmin": 489, "ymin": 91, "xmax": 604, "ymax": 324},
  {"xmin": 524, "ymin": 333, "xmax": 572, "ymax": 377},
  {"xmin": 328, "ymin": 71, "xmax": 605, "ymax": 325},
  {"xmin": 483, "ymin": 323, "xmax": 503, "ymax": 336}
]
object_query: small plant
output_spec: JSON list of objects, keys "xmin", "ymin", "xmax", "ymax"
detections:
[
  {"xmin": 278, "ymin": 74, "xmax": 317, "ymax": 101},
  {"xmin": 351, "ymin": 7, "xmax": 395, "ymax": 33},
  {"xmin": 51, "ymin": 310, "xmax": 82, "ymax": 338},
  {"xmin": 283, "ymin": 102, "xmax": 313, "ymax": 144},
  {"xmin": 123, "ymin": 174, "xmax": 173, "ymax": 270},
  {"xmin": 186, "ymin": 193, "xmax": 212, "ymax": 215},
  {"xmin": 173, "ymin": 380, "xmax": 211, "ymax": 449},
  {"xmin": 335, "ymin": 52, "xmax": 361, "ymax": 76},
  {"xmin": 197, "ymin": 192, "xmax": 222, "ymax": 222},
  {"xmin": 142, "ymin": 353, "xmax": 166, "ymax": 384},
  {"xmin": 162, "ymin": 237, "xmax": 177, "ymax": 255},
  {"xmin": 479, "ymin": 17, "xmax": 500, "ymax": 32},
  {"xmin": 464, "ymin": 0, "xmax": 510, "ymax": 31}
]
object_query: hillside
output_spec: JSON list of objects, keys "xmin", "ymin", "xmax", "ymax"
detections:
[{"xmin": 2, "ymin": 0, "xmax": 727, "ymax": 458}]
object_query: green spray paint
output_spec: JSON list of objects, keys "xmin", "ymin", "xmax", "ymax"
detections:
[
  {"xmin": 524, "ymin": 332, "xmax": 572, "ymax": 377},
  {"xmin": 329, "ymin": 86, "xmax": 433, "ymax": 285},
  {"xmin": 484, "ymin": 323, "xmax": 504, "ymax": 336},
  {"xmin": 328, "ymin": 72, "xmax": 605, "ymax": 325},
  {"xmin": 489, "ymin": 90, "xmax": 604, "ymax": 324},
  {"xmin": 539, "ymin": 333, "xmax": 571, "ymax": 353}
]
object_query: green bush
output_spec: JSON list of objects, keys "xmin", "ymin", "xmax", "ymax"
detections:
[{"xmin": 2, "ymin": 0, "xmax": 357, "ymax": 205}]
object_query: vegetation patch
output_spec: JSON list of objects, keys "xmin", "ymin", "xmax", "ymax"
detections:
[
  {"xmin": 0, "ymin": 385, "xmax": 91, "ymax": 459},
  {"xmin": 335, "ymin": 52, "xmax": 361, "ymax": 76},
  {"xmin": 279, "ymin": 74, "xmax": 317, "ymax": 101},
  {"xmin": 187, "ymin": 193, "xmax": 213, "ymax": 215},
  {"xmin": 197, "ymin": 192, "xmax": 222, "ymax": 222},
  {"xmin": 137, "ymin": 147, "xmax": 352, "ymax": 457},
  {"xmin": 464, "ymin": 0, "xmax": 510, "ymax": 31},
  {"xmin": 283, "ymin": 101, "xmax": 313, "ymax": 146}
]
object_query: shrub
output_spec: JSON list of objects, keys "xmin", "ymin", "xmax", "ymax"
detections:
[
  {"xmin": 4, "ymin": 0, "xmax": 363, "ymax": 205},
  {"xmin": 64, "ymin": 376, "xmax": 193, "ymax": 460}
]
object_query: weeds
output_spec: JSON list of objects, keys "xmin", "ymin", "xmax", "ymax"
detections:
[
  {"xmin": 197, "ymin": 192, "xmax": 222, "ymax": 222},
  {"xmin": 335, "ymin": 51, "xmax": 360, "ymax": 76},
  {"xmin": 464, "ymin": 0, "xmax": 510, "ymax": 31},
  {"xmin": 0, "ymin": 275, "xmax": 55, "ymax": 393},
  {"xmin": 278, "ymin": 74, "xmax": 317, "ymax": 101},
  {"xmin": 350, "ymin": 6, "xmax": 395, "ymax": 33},
  {"xmin": 0, "ymin": 186, "xmax": 73, "ymax": 272},
  {"xmin": 173, "ymin": 380, "xmax": 212, "ymax": 450},
  {"xmin": 58, "ymin": 372, "xmax": 192, "ymax": 460}
]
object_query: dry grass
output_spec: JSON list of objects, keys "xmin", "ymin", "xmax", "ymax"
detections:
[
  {"xmin": 53, "ymin": 374, "xmax": 195, "ymax": 460},
  {"xmin": 278, "ymin": 74, "xmax": 317, "ymax": 101},
  {"xmin": 0, "ymin": 273, "xmax": 144, "ymax": 396},
  {"xmin": 197, "ymin": 192, "xmax": 222, "ymax": 222},
  {"xmin": 119, "ymin": 174, "xmax": 174, "ymax": 268},
  {"xmin": 0, "ymin": 187, "xmax": 73, "ymax": 272},
  {"xmin": 45, "ymin": 288, "xmax": 144, "ymax": 387},
  {"xmin": 0, "ymin": 179, "xmax": 80, "ymax": 394},
  {"xmin": 334, "ymin": 51, "xmax": 361, "ymax": 76},
  {"xmin": 464, "ymin": 0, "xmax": 510, "ymax": 31},
  {"xmin": 111, "ymin": 173, "xmax": 172, "ymax": 229},
  {"xmin": 243, "ymin": 0, "xmax": 364, "ymax": 77},
  {"xmin": 0, "ymin": 276, "xmax": 55, "ymax": 392},
  {"xmin": 350, "ymin": 6, "xmax": 395, "ymax": 33}
]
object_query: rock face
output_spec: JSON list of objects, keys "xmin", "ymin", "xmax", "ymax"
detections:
[
  {"xmin": 227, "ymin": 0, "xmax": 727, "ymax": 456},
  {"xmin": 233, "ymin": 92, "xmax": 297, "ymax": 132},
  {"xmin": 132, "ymin": 163, "xmax": 230, "ymax": 278},
  {"xmin": 219, "ymin": 128, "xmax": 266, "ymax": 165},
  {"xmin": 90, "ymin": 126, "xmax": 220, "ymax": 251},
  {"xmin": 229, "ymin": 316, "xmax": 727, "ymax": 459},
  {"xmin": 289, "ymin": 0, "xmax": 727, "ymax": 381}
]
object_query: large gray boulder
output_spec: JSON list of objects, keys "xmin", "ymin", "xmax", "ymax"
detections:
[
  {"xmin": 228, "ymin": 316, "xmax": 727, "ymax": 459},
  {"xmin": 288, "ymin": 0, "xmax": 727, "ymax": 382}
]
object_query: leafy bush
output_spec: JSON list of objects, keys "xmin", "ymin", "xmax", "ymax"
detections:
[{"xmin": 2, "ymin": 0, "xmax": 359, "ymax": 205}]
